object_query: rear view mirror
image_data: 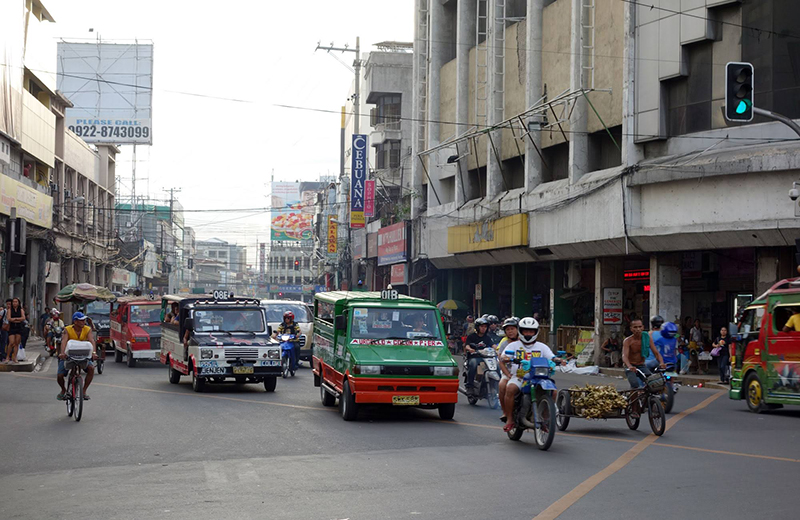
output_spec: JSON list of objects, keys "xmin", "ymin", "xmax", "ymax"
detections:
[
  {"xmin": 183, "ymin": 317, "xmax": 194, "ymax": 330},
  {"xmin": 335, "ymin": 315, "xmax": 347, "ymax": 332}
]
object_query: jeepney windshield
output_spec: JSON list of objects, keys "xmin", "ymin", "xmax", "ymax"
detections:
[
  {"xmin": 130, "ymin": 305, "xmax": 161, "ymax": 323},
  {"xmin": 350, "ymin": 307, "xmax": 440, "ymax": 340},
  {"xmin": 193, "ymin": 308, "xmax": 265, "ymax": 333}
]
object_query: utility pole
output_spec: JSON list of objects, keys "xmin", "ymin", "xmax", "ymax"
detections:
[
  {"xmin": 315, "ymin": 38, "xmax": 362, "ymax": 289},
  {"xmin": 166, "ymin": 187, "xmax": 181, "ymax": 293}
]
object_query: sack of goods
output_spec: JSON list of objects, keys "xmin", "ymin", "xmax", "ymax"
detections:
[{"xmin": 570, "ymin": 384, "xmax": 628, "ymax": 419}]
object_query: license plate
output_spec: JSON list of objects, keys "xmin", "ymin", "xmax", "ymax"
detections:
[
  {"xmin": 392, "ymin": 395, "xmax": 420, "ymax": 406},
  {"xmin": 233, "ymin": 366, "xmax": 254, "ymax": 375},
  {"xmin": 202, "ymin": 367, "xmax": 226, "ymax": 375}
]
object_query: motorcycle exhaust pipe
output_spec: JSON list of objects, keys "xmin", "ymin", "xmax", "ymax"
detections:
[{"xmin": 519, "ymin": 394, "xmax": 536, "ymax": 429}]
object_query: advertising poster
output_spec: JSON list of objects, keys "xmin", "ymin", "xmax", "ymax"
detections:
[
  {"xmin": 378, "ymin": 221, "xmax": 407, "ymax": 266},
  {"xmin": 270, "ymin": 182, "xmax": 313, "ymax": 242},
  {"xmin": 602, "ymin": 288, "xmax": 623, "ymax": 325}
]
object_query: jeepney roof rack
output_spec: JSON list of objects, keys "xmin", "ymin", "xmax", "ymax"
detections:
[{"xmin": 193, "ymin": 298, "xmax": 262, "ymax": 306}]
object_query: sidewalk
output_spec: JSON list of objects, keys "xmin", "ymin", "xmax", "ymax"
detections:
[
  {"xmin": 0, "ymin": 337, "xmax": 45, "ymax": 372},
  {"xmin": 598, "ymin": 367, "xmax": 728, "ymax": 390}
]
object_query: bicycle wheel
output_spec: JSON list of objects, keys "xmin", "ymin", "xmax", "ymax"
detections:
[
  {"xmin": 648, "ymin": 396, "xmax": 665, "ymax": 436},
  {"xmin": 74, "ymin": 376, "xmax": 84, "ymax": 422},
  {"xmin": 66, "ymin": 378, "xmax": 74, "ymax": 417}
]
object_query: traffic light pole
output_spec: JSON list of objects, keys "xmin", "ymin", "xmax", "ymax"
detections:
[{"xmin": 752, "ymin": 107, "xmax": 800, "ymax": 138}]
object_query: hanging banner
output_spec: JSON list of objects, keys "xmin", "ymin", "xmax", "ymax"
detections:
[
  {"xmin": 327, "ymin": 215, "xmax": 338, "ymax": 255},
  {"xmin": 364, "ymin": 180, "xmax": 375, "ymax": 217},
  {"xmin": 350, "ymin": 134, "xmax": 367, "ymax": 228},
  {"xmin": 378, "ymin": 221, "xmax": 407, "ymax": 266}
]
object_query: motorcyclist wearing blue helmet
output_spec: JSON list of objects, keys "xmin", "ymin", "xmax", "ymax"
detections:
[{"xmin": 647, "ymin": 315, "xmax": 678, "ymax": 371}]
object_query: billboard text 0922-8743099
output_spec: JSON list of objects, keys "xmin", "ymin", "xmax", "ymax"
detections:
[
  {"xmin": 270, "ymin": 182, "xmax": 314, "ymax": 242},
  {"xmin": 57, "ymin": 42, "xmax": 153, "ymax": 145}
]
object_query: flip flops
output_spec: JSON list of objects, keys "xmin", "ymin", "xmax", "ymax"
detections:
[
  {"xmin": 503, "ymin": 423, "xmax": 515, "ymax": 433},
  {"xmin": 56, "ymin": 393, "xmax": 65, "ymax": 401}
]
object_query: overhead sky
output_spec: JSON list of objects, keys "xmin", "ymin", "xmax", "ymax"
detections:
[{"xmin": 42, "ymin": 0, "xmax": 413, "ymax": 265}]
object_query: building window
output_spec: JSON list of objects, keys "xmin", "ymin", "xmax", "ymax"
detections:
[
  {"xmin": 376, "ymin": 140, "xmax": 401, "ymax": 170},
  {"xmin": 371, "ymin": 95, "xmax": 401, "ymax": 130},
  {"xmin": 665, "ymin": 41, "xmax": 713, "ymax": 136}
]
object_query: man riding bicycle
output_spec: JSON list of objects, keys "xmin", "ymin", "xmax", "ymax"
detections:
[
  {"xmin": 273, "ymin": 311, "xmax": 301, "ymax": 370},
  {"xmin": 57, "ymin": 312, "xmax": 97, "ymax": 401},
  {"xmin": 623, "ymin": 318, "xmax": 665, "ymax": 389}
]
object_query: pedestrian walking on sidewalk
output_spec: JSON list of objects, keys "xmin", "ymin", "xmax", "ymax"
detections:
[
  {"xmin": 20, "ymin": 306, "xmax": 30, "ymax": 349},
  {"xmin": 0, "ymin": 300, "xmax": 8, "ymax": 362},
  {"xmin": 5, "ymin": 298, "xmax": 25, "ymax": 363},
  {"xmin": 712, "ymin": 327, "xmax": 733, "ymax": 384}
]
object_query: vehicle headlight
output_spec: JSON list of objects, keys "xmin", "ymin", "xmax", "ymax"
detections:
[
  {"xmin": 135, "ymin": 337, "xmax": 148, "ymax": 343},
  {"xmin": 200, "ymin": 348, "xmax": 213, "ymax": 359},
  {"xmin": 354, "ymin": 365, "xmax": 381, "ymax": 375},
  {"xmin": 433, "ymin": 366, "xmax": 455, "ymax": 376},
  {"xmin": 534, "ymin": 366, "xmax": 550, "ymax": 377},
  {"xmin": 267, "ymin": 349, "xmax": 280, "ymax": 360}
]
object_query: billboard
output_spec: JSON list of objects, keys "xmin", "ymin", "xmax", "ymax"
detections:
[
  {"xmin": 270, "ymin": 182, "xmax": 313, "ymax": 242},
  {"xmin": 57, "ymin": 42, "xmax": 153, "ymax": 144},
  {"xmin": 327, "ymin": 215, "xmax": 338, "ymax": 255},
  {"xmin": 350, "ymin": 134, "xmax": 367, "ymax": 228},
  {"xmin": 378, "ymin": 221, "xmax": 407, "ymax": 266}
]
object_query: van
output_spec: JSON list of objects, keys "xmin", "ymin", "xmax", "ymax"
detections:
[
  {"xmin": 261, "ymin": 300, "xmax": 314, "ymax": 362},
  {"xmin": 730, "ymin": 278, "xmax": 800, "ymax": 412},
  {"xmin": 312, "ymin": 289, "xmax": 458, "ymax": 421}
]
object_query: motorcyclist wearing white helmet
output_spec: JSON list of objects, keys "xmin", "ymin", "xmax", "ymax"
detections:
[{"xmin": 499, "ymin": 317, "xmax": 563, "ymax": 433}]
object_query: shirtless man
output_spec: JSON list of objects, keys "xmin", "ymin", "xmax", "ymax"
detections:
[{"xmin": 622, "ymin": 318, "xmax": 665, "ymax": 389}]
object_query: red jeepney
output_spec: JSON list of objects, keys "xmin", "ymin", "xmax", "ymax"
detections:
[{"xmin": 110, "ymin": 297, "xmax": 163, "ymax": 367}]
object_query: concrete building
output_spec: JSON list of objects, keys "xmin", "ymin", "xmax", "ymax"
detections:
[
  {"xmin": 0, "ymin": 0, "xmax": 116, "ymax": 322},
  {"xmin": 413, "ymin": 0, "xmax": 800, "ymax": 362}
]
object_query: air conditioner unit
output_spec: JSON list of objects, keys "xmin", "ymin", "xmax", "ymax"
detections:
[{"xmin": 565, "ymin": 260, "xmax": 582, "ymax": 289}]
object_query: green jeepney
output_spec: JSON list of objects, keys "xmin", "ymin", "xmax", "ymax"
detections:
[{"xmin": 312, "ymin": 289, "xmax": 458, "ymax": 421}]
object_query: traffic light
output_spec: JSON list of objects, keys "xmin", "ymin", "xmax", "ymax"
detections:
[
  {"xmin": 725, "ymin": 62, "xmax": 754, "ymax": 122},
  {"xmin": 294, "ymin": 260, "xmax": 299, "ymax": 270}
]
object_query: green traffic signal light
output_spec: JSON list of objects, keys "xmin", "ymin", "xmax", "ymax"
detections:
[{"xmin": 736, "ymin": 100, "xmax": 748, "ymax": 114}]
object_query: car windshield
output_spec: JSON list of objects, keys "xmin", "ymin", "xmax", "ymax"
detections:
[
  {"xmin": 263, "ymin": 303, "xmax": 311, "ymax": 323},
  {"xmin": 129, "ymin": 305, "xmax": 162, "ymax": 323},
  {"xmin": 350, "ymin": 307, "xmax": 441, "ymax": 341},
  {"xmin": 85, "ymin": 301, "xmax": 108, "ymax": 315},
  {"xmin": 193, "ymin": 309, "xmax": 265, "ymax": 333}
]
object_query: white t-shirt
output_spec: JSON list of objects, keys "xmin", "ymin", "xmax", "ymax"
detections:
[{"xmin": 502, "ymin": 340, "xmax": 555, "ymax": 372}]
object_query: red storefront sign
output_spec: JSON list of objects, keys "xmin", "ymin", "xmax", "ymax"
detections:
[
  {"xmin": 364, "ymin": 180, "xmax": 375, "ymax": 217},
  {"xmin": 390, "ymin": 263, "xmax": 407, "ymax": 285}
]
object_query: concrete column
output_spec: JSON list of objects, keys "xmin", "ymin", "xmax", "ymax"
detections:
[
  {"xmin": 650, "ymin": 253, "xmax": 682, "ymax": 326},
  {"xmin": 568, "ymin": 0, "xmax": 589, "ymax": 183},
  {"xmin": 486, "ymin": 0, "xmax": 505, "ymax": 199},
  {"xmin": 549, "ymin": 261, "xmax": 570, "ymax": 348},
  {"xmin": 755, "ymin": 247, "xmax": 794, "ymax": 296},
  {"xmin": 455, "ymin": 0, "xmax": 477, "ymax": 205},
  {"xmin": 525, "ymin": 0, "xmax": 544, "ymax": 190},
  {"xmin": 621, "ymin": 0, "xmax": 643, "ymax": 167},
  {"xmin": 411, "ymin": 0, "xmax": 426, "ymax": 219},
  {"xmin": 427, "ymin": 0, "xmax": 447, "ymax": 208},
  {"xmin": 594, "ymin": 257, "xmax": 624, "ymax": 365}
]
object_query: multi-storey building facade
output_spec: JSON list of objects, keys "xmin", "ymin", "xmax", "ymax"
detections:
[{"xmin": 412, "ymin": 0, "xmax": 800, "ymax": 360}]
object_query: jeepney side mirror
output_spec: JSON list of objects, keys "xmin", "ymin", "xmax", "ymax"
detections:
[
  {"xmin": 335, "ymin": 315, "xmax": 347, "ymax": 332},
  {"xmin": 184, "ymin": 317, "xmax": 194, "ymax": 331},
  {"xmin": 267, "ymin": 325, "xmax": 272, "ymax": 336}
]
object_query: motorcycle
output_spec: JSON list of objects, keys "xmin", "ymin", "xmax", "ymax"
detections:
[
  {"xmin": 506, "ymin": 356, "xmax": 558, "ymax": 451},
  {"xmin": 462, "ymin": 346, "xmax": 501, "ymax": 409},
  {"xmin": 280, "ymin": 334, "xmax": 296, "ymax": 379},
  {"xmin": 46, "ymin": 325, "xmax": 63, "ymax": 357}
]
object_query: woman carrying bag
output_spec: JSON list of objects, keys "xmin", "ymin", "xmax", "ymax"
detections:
[{"xmin": 711, "ymin": 326, "xmax": 733, "ymax": 384}]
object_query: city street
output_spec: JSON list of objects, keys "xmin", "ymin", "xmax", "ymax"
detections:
[{"xmin": 1, "ymin": 352, "xmax": 798, "ymax": 520}]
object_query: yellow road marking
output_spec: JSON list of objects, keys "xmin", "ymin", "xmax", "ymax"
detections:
[
  {"xmin": 532, "ymin": 391, "xmax": 724, "ymax": 520},
  {"xmin": 652, "ymin": 442, "xmax": 800, "ymax": 463}
]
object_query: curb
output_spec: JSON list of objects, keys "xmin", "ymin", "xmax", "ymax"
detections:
[{"xmin": 0, "ymin": 352, "xmax": 42, "ymax": 372}]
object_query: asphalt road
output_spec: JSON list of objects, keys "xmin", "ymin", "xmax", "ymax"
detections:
[{"xmin": 1, "ymin": 352, "xmax": 799, "ymax": 520}]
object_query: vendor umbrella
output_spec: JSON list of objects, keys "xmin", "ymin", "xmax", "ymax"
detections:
[
  {"xmin": 437, "ymin": 300, "xmax": 469, "ymax": 311},
  {"xmin": 55, "ymin": 283, "xmax": 117, "ymax": 304}
]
